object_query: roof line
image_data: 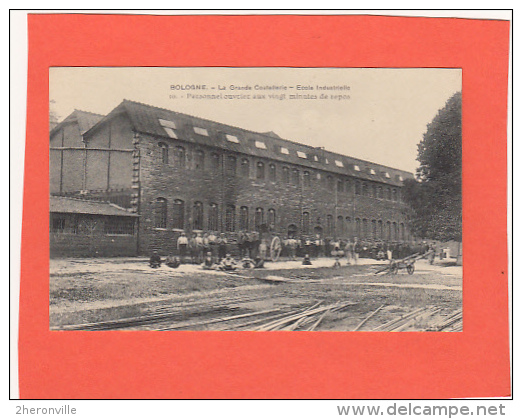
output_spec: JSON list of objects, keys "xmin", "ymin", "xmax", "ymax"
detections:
[{"xmin": 120, "ymin": 99, "xmax": 413, "ymax": 175}]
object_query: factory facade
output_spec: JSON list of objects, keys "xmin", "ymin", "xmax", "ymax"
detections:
[{"xmin": 50, "ymin": 99, "xmax": 414, "ymax": 256}]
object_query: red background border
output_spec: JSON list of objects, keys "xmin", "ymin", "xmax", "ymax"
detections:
[{"xmin": 19, "ymin": 14, "xmax": 510, "ymax": 399}]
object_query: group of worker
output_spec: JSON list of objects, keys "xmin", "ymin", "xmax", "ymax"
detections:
[{"xmin": 148, "ymin": 229, "xmax": 428, "ymax": 270}]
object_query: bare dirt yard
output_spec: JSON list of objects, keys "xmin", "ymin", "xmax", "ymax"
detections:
[{"xmin": 50, "ymin": 257, "xmax": 462, "ymax": 332}]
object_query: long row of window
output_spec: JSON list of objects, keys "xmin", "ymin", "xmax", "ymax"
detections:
[
  {"xmin": 152, "ymin": 198, "xmax": 407, "ymax": 240},
  {"xmin": 158, "ymin": 117, "xmax": 402, "ymax": 180},
  {"xmin": 156, "ymin": 142, "xmax": 402, "ymax": 202},
  {"xmin": 50, "ymin": 214, "xmax": 135, "ymax": 236},
  {"xmin": 153, "ymin": 198, "xmax": 276, "ymax": 232},
  {"xmin": 301, "ymin": 213, "xmax": 407, "ymax": 241}
]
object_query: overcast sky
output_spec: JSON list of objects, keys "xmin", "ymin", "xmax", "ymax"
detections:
[{"xmin": 50, "ymin": 67, "xmax": 461, "ymax": 173}]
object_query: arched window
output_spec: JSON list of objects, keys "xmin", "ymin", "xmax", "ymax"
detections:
[
  {"xmin": 282, "ymin": 167, "xmax": 290, "ymax": 184},
  {"xmin": 302, "ymin": 212, "xmax": 310, "ymax": 235},
  {"xmin": 226, "ymin": 155, "xmax": 237, "ymax": 176},
  {"xmin": 378, "ymin": 186, "xmax": 383, "ymax": 199},
  {"xmin": 208, "ymin": 203, "xmax": 218, "ymax": 231},
  {"xmin": 345, "ymin": 180, "xmax": 351, "ymax": 194},
  {"xmin": 372, "ymin": 185, "xmax": 377, "ymax": 198},
  {"xmin": 211, "ymin": 152, "xmax": 220, "ymax": 172},
  {"xmin": 256, "ymin": 161, "xmax": 265, "ymax": 180},
  {"xmin": 292, "ymin": 169, "xmax": 300, "ymax": 185},
  {"xmin": 392, "ymin": 222, "xmax": 398, "ymax": 240},
  {"xmin": 154, "ymin": 198, "xmax": 168, "ymax": 229},
  {"xmin": 355, "ymin": 218, "xmax": 361, "ymax": 238},
  {"xmin": 378, "ymin": 220, "xmax": 383, "ymax": 239},
  {"xmin": 371, "ymin": 220, "xmax": 377, "ymax": 239},
  {"xmin": 392, "ymin": 189, "xmax": 398, "ymax": 201},
  {"xmin": 386, "ymin": 221, "xmax": 392, "ymax": 240},
  {"xmin": 303, "ymin": 171, "xmax": 311, "ymax": 187},
  {"xmin": 362, "ymin": 218, "xmax": 368, "ymax": 238},
  {"xmin": 355, "ymin": 181, "xmax": 361, "ymax": 195},
  {"xmin": 255, "ymin": 208, "xmax": 264, "ymax": 231},
  {"xmin": 174, "ymin": 146, "xmax": 185, "ymax": 167},
  {"xmin": 362, "ymin": 183, "xmax": 369, "ymax": 197},
  {"xmin": 158, "ymin": 142, "xmax": 168, "ymax": 164},
  {"xmin": 269, "ymin": 164, "xmax": 276, "ymax": 182},
  {"xmin": 386, "ymin": 188, "xmax": 392, "ymax": 200},
  {"xmin": 193, "ymin": 201, "xmax": 204, "ymax": 230},
  {"xmin": 326, "ymin": 215, "xmax": 333, "ymax": 236},
  {"xmin": 241, "ymin": 158, "xmax": 250, "ymax": 177},
  {"xmin": 225, "ymin": 205, "xmax": 235, "ymax": 232},
  {"xmin": 327, "ymin": 175, "xmax": 334, "ymax": 191},
  {"xmin": 173, "ymin": 199, "xmax": 184, "ymax": 230},
  {"xmin": 195, "ymin": 149, "xmax": 205, "ymax": 170},
  {"xmin": 239, "ymin": 206, "xmax": 249, "ymax": 231},
  {"xmin": 337, "ymin": 180, "xmax": 344, "ymax": 193},
  {"xmin": 346, "ymin": 217, "xmax": 352, "ymax": 236},
  {"xmin": 267, "ymin": 208, "xmax": 276, "ymax": 228},
  {"xmin": 400, "ymin": 223, "xmax": 405, "ymax": 241},
  {"xmin": 337, "ymin": 215, "xmax": 344, "ymax": 237}
]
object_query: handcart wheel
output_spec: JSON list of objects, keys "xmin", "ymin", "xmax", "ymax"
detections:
[
  {"xmin": 407, "ymin": 264, "xmax": 415, "ymax": 275},
  {"xmin": 270, "ymin": 236, "xmax": 282, "ymax": 262}
]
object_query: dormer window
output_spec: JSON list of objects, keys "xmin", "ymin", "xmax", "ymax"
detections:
[
  {"xmin": 385, "ymin": 172, "xmax": 391, "ymax": 178},
  {"xmin": 194, "ymin": 126, "xmax": 209, "ymax": 136},
  {"xmin": 159, "ymin": 119, "xmax": 177, "ymax": 129},
  {"xmin": 313, "ymin": 155, "xmax": 319, "ymax": 162},
  {"xmin": 325, "ymin": 158, "xmax": 329, "ymax": 164},
  {"xmin": 399, "ymin": 175, "xmax": 404, "ymax": 181},
  {"xmin": 297, "ymin": 151, "xmax": 307, "ymax": 159},
  {"xmin": 159, "ymin": 119, "xmax": 178, "ymax": 138},
  {"xmin": 226, "ymin": 134, "xmax": 239, "ymax": 143},
  {"xmin": 255, "ymin": 141, "xmax": 267, "ymax": 149},
  {"xmin": 280, "ymin": 147, "xmax": 289, "ymax": 154},
  {"xmin": 370, "ymin": 168, "xmax": 376, "ymax": 175},
  {"xmin": 163, "ymin": 127, "xmax": 178, "ymax": 139},
  {"xmin": 354, "ymin": 165, "xmax": 361, "ymax": 171},
  {"xmin": 335, "ymin": 160, "xmax": 344, "ymax": 167}
]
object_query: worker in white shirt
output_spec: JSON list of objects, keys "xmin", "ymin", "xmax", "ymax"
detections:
[{"xmin": 177, "ymin": 232, "xmax": 189, "ymax": 263}]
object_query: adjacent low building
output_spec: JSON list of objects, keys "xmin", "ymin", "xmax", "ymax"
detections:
[
  {"xmin": 50, "ymin": 99, "xmax": 414, "ymax": 257},
  {"xmin": 50, "ymin": 196, "xmax": 138, "ymax": 258}
]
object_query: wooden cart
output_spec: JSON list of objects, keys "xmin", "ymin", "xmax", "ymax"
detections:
[{"xmin": 374, "ymin": 252, "xmax": 427, "ymax": 275}]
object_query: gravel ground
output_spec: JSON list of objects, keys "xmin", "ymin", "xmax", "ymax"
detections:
[{"xmin": 50, "ymin": 257, "xmax": 462, "ymax": 331}]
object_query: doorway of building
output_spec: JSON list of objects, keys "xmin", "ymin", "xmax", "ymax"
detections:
[{"xmin": 287, "ymin": 224, "xmax": 298, "ymax": 238}]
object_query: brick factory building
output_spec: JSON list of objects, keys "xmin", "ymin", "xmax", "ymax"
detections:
[{"xmin": 50, "ymin": 100, "xmax": 414, "ymax": 257}]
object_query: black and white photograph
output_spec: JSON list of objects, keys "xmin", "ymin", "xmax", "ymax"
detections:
[{"xmin": 49, "ymin": 67, "xmax": 463, "ymax": 332}]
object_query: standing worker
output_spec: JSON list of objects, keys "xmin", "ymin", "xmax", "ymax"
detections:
[{"xmin": 177, "ymin": 232, "xmax": 189, "ymax": 264}]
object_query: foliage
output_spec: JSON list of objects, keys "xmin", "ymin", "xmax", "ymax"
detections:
[{"xmin": 404, "ymin": 92, "xmax": 462, "ymax": 242}]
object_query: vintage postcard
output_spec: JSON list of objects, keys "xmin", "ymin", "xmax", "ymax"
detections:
[
  {"xmin": 16, "ymin": 13, "xmax": 510, "ymax": 400},
  {"xmin": 49, "ymin": 67, "xmax": 463, "ymax": 333}
]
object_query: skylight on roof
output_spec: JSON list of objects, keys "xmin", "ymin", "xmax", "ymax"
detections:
[
  {"xmin": 335, "ymin": 160, "xmax": 344, "ymax": 167},
  {"xmin": 354, "ymin": 165, "xmax": 361, "ymax": 171},
  {"xmin": 297, "ymin": 151, "xmax": 307, "ymax": 159},
  {"xmin": 226, "ymin": 134, "xmax": 239, "ymax": 143},
  {"xmin": 163, "ymin": 127, "xmax": 178, "ymax": 139},
  {"xmin": 255, "ymin": 141, "xmax": 267, "ymax": 149},
  {"xmin": 194, "ymin": 127, "xmax": 209, "ymax": 136},
  {"xmin": 370, "ymin": 168, "xmax": 376, "ymax": 175},
  {"xmin": 280, "ymin": 147, "xmax": 289, "ymax": 154},
  {"xmin": 159, "ymin": 118, "xmax": 177, "ymax": 129},
  {"xmin": 385, "ymin": 172, "xmax": 391, "ymax": 178}
]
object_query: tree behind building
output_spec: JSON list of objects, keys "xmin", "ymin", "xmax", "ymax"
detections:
[{"xmin": 403, "ymin": 91, "xmax": 462, "ymax": 243}]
